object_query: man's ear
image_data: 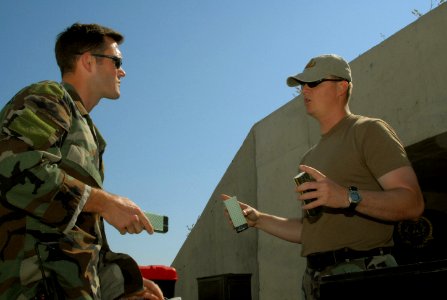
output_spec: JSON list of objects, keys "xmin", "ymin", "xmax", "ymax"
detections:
[
  {"xmin": 337, "ymin": 80, "xmax": 349, "ymax": 97},
  {"xmin": 79, "ymin": 52, "xmax": 94, "ymax": 72}
]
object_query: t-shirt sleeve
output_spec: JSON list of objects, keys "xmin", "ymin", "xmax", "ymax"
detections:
[{"xmin": 357, "ymin": 118, "xmax": 411, "ymax": 179}]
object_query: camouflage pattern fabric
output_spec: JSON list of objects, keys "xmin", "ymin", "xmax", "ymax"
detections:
[{"xmin": 0, "ymin": 81, "xmax": 143, "ymax": 299}]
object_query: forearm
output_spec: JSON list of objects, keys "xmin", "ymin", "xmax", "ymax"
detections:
[
  {"xmin": 83, "ymin": 188, "xmax": 135, "ymax": 216},
  {"xmin": 355, "ymin": 187, "xmax": 424, "ymax": 221},
  {"xmin": 84, "ymin": 188, "xmax": 154, "ymax": 235},
  {"xmin": 255, "ymin": 213, "xmax": 303, "ymax": 243},
  {"xmin": 83, "ymin": 187, "xmax": 108, "ymax": 214},
  {"xmin": 355, "ymin": 166, "xmax": 424, "ymax": 221}
]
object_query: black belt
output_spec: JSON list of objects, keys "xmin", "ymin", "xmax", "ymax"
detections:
[{"xmin": 306, "ymin": 247, "xmax": 392, "ymax": 271}]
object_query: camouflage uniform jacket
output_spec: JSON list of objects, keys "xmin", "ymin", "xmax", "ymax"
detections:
[{"xmin": 0, "ymin": 81, "xmax": 143, "ymax": 299}]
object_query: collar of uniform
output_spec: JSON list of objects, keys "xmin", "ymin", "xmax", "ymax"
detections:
[{"xmin": 61, "ymin": 82, "xmax": 89, "ymax": 116}]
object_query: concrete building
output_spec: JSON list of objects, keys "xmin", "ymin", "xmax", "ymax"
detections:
[{"xmin": 172, "ymin": 3, "xmax": 447, "ymax": 299}]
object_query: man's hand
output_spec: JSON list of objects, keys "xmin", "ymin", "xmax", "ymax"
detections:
[
  {"xmin": 220, "ymin": 194, "xmax": 259, "ymax": 228},
  {"xmin": 84, "ymin": 188, "xmax": 154, "ymax": 235},
  {"xmin": 297, "ymin": 165, "xmax": 350, "ymax": 209},
  {"xmin": 122, "ymin": 278, "xmax": 164, "ymax": 300},
  {"xmin": 221, "ymin": 194, "xmax": 303, "ymax": 243}
]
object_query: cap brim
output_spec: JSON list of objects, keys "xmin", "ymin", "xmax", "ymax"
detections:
[
  {"xmin": 286, "ymin": 76, "xmax": 303, "ymax": 87},
  {"xmin": 286, "ymin": 70, "xmax": 327, "ymax": 87}
]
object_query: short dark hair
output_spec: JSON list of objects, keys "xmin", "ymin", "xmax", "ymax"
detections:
[{"xmin": 55, "ymin": 23, "xmax": 124, "ymax": 75}]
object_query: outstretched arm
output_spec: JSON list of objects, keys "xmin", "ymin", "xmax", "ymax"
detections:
[
  {"xmin": 84, "ymin": 188, "xmax": 155, "ymax": 235},
  {"xmin": 221, "ymin": 194, "xmax": 303, "ymax": 243}
]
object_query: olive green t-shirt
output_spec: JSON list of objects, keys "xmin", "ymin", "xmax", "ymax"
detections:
[{"xmin": 300, "ymin": 114, "xmax": 411, "ymax": 256}]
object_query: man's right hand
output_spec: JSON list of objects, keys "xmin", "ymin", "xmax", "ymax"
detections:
[
  {"xmin": 220, "ymin": 194, "xmax": 259, "ymax": 228},
  {"xmin": 220, "ymin": 194, "xmax": 303, "ymax": 243},
  {"xmin": 84, "ymin": 188, "xmax": 154, "ymax": 235}
]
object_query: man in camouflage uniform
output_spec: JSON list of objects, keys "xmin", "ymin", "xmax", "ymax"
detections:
[{"xmin": 0, "ymin": 23, "xmax": 164, "ymax": 300}]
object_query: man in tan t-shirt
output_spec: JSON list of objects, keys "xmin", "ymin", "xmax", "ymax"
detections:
[{"xmin": 221, "ymin": 54, "xmax": 424, "ymax": 300}]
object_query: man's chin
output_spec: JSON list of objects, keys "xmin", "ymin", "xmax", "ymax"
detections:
[{"xmin": 104, "ymin": 94, "xmax": 120, "ymax": 101}]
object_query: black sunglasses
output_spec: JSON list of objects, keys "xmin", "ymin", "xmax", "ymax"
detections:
[
  {"xmin": 91, "ymin": 53, "xmax": 123, "ymax": 69},
  {"xmin": 303, "ymin": 78, "xmax": 346, "ymax": 88}
]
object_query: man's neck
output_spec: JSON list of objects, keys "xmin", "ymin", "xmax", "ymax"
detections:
[
  {"xmin": 62, "ymin": 75, "xmax": 99, "ymax": 112},
  {"xmin": 317, "ymin": 108, "xmax": 350, "ymax": 134}
]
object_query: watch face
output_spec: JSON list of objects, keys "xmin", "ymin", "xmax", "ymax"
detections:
[{"xmin": 349, "ymin": 192, "xmax": 359, "ymax": 202}]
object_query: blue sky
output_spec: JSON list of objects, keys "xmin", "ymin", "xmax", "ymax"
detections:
[{"xmin": 0, "ymin": 1, "xmax": 434, "ymax": 266}]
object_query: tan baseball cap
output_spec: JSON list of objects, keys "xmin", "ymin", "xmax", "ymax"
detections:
[{"xmin": 286, "ymin": 54, "xmax": 352, "ymax": 87}]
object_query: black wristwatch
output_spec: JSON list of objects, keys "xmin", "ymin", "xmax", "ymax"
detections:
[{"xmin": 348, "ymin": 186, "xmax": 362, "ymax": 211}]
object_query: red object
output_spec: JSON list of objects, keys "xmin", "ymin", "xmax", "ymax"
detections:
[{"xmin": 139, "ymin": 265, "xmax": 178, "ymax": 281}]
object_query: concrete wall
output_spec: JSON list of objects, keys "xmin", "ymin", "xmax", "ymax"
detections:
[{"xmin": 172, "ymin": 4, "xmax": 447, "ymax": 300}]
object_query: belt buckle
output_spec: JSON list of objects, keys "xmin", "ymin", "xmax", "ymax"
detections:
[
  {"xmin": 341, "ymin": 247, "xmax": 350, "ymax": 263},
  {"xmin": 344, "ymin": 248, "xmax": 352, "ymax": 262}
]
